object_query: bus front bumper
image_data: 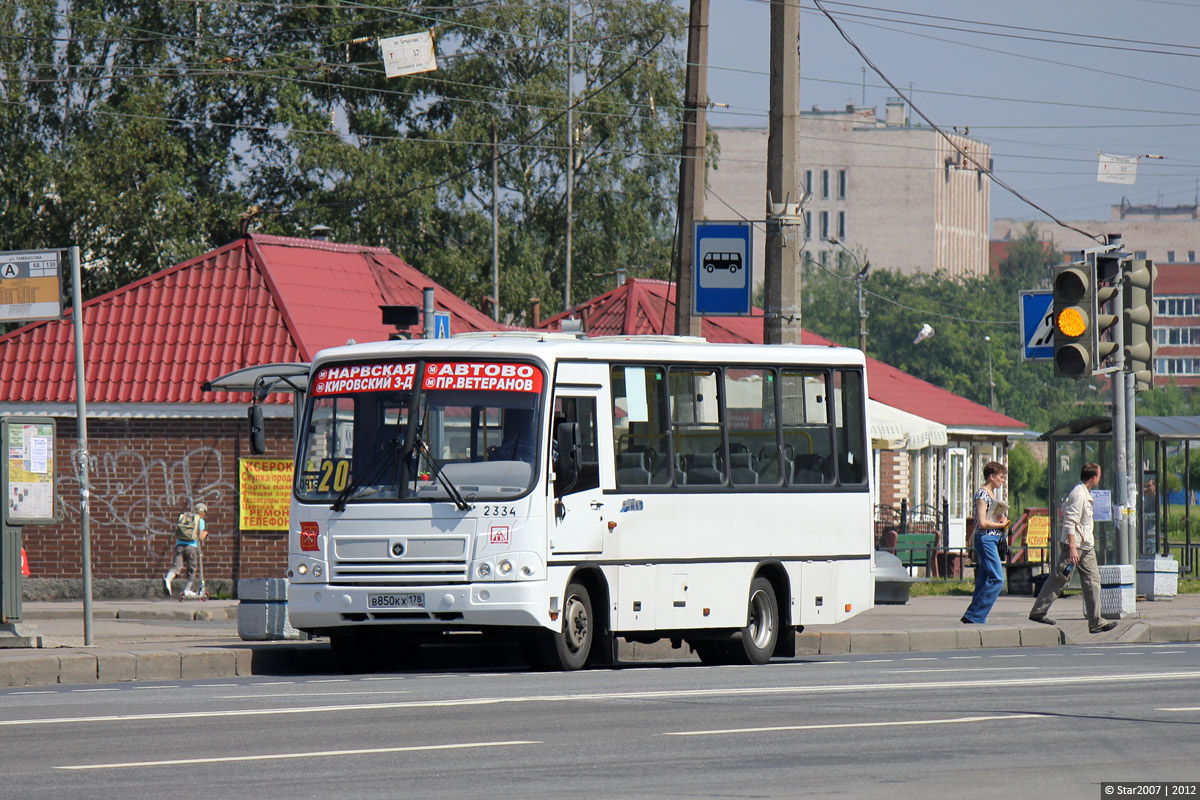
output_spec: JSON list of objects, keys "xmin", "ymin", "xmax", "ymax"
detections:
[{"xmin": 286, "ymin": 580, "xmax": 552, "ymax": 632}]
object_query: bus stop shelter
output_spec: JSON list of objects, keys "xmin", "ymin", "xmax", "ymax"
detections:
[{"xmin": 1041, "ymin": 415, "xmax": 1200, "ymax": 578}]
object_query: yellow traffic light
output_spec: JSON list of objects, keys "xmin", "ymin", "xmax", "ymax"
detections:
[{"xmin": 1055, "ymin": 307, "xmax": 1088, "ymax": 339}]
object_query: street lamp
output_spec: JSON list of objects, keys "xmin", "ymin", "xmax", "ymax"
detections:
[
  {"xmin": 828, "ymin": 237, "xmax": 870, "ymax": 353},
  {"xmin": 984, "ymin": 335, "xmax": 995, "ymax": 409}
]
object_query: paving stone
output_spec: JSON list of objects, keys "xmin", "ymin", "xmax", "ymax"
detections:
[
  {"xmin": 979, "ymin": 626, "xmax": 1020, "ymax": 648},
  {"xmin": 0, "ymin": 654, "xmax": 60, "ymax": 687},
  {"xmin": 97, "ymin": 652, "xmax": 137, "ymax": 683},
  {"xmin": 135, "ymin": 651, "xmax": 181, "ymax": 681},
  {"xmin": 907, "ymin": 629, "xmax": 959, "ymax": 652},
  {"xmin": 57, "ymin": 653, "xmax": 98, "ymax": 684},
  {"xmin": 818, "ymin": 631, "xmax": 850, "ymax": 655},
  {"xmin": 849, "ymin": 631, "xmax": 908, "ymax": 653},
  {"xmin": 181, "ymin": 649, "xmax": 238, "ymax": 679},
  {"xmin": 1018, "ymin": 625, "xmax": 1062, "ymax": 647},
  {"xmin": 1147, "ymin": 623, "xmax": 1191, "ymax": 643}
]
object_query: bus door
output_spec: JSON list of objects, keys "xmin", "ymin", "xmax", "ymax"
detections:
[{"xmin": 549, "ymin": 382, "xmax": 606, "ymax": 555}]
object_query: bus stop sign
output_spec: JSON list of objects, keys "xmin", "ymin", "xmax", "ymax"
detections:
[{"xmin": 694, "ymin": 221, "xmax": 753, "ymax": 316}]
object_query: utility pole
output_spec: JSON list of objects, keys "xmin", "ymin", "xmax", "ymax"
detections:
[
  {"xmin": 764, "ymin": 0, "xmax": 803, "ymax": 345},
  {"xmin": 491, "ymin": 120, "xmax": 500, "ymax": 321},
  {"xmin": 564, "ymin": 2, "xmax": 574, "ymax": 313},
  {"xmin": 674, "ymin": 0, "xmax": 708, "ymax": 337}
]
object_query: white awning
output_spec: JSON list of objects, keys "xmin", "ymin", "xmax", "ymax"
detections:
[{"xmin": 869, "ymin": 400, "xmax": 948, "ymax": 451}]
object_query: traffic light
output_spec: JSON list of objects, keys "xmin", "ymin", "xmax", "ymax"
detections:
[
  {"xmin": 1123, "ymin": 259, "xmax": 1157, "ymax": 391},
  {"xmin": 1052, "ymin": 261, "xmax": 1119, "ymax": 379}
]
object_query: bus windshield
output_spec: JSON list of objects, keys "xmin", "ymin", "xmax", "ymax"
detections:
[{"xmin": 296, "ymin": 358, "xmax": 545, "ymax": 504}]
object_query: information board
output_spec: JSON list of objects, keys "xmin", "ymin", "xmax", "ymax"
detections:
[
  {"xmin": 3, "ymin": 417, "xmax": 56, "ymax": 525},
  {"xmin": 0, "ymin": 249, "xmax": 62, "ymax": 322},
  {"xmin": 239, "ymin": 458, "xmax": 294, "ymax": 531}
]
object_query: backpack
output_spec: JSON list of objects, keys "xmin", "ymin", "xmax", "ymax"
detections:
[{"xmin": 175, "ymin": 511, "xmax": 199, "ymax": 542}]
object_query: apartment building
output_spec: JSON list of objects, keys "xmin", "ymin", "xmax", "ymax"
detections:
[
  {"xmin": 1154, "ymin": 263, "xmax": 1200, "ymax": 387},
  {"xmin": 707, "ymin": 99, "xmax": 992, "ymax": 283},
  {"xmin": 994, "ymin": 202, "xmax": 1200, "ymax": 266}
]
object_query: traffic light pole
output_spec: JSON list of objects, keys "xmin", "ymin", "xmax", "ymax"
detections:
[{"xmin": 1125, "ymin": 370, "xmax": 1139, "ymax": 563}]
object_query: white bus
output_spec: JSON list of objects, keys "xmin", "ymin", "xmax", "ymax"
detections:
[{"xmin": 285, "ymin": 333, "xmax": 875, "ymax": 671}]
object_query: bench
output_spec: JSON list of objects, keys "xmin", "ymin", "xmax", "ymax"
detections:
[{"xmin": 893, "ymin": 532, "xmax": 937, "ymax": 570}]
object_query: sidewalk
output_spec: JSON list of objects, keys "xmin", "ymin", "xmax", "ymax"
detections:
[{"xmin": 2, "ymin": 593, "xmax": 1198, "ymax": 688}]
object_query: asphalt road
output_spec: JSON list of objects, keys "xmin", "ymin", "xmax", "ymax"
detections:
[{"xmin": 2, "ymin": 643, "xmax": 1199, "ymax": 800}]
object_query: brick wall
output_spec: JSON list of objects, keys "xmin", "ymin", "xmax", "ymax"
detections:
[{"xmin": 22, "ymin": 416, "xmax": 293, "ymax": 582}]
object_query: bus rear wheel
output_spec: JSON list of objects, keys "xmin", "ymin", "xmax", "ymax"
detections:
[
  {"xmin": 732, "ymin": 577, "xmax": 778, "ymax": 665},
  {"xmin": 531, "ymin": 582, "xmax": 593, "ymax": 671}
]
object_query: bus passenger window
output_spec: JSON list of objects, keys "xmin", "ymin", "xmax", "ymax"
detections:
[
  {"xmin": 724, "ymin": 367, "xmax": 777, "ymax": 486},
  {"xmin": 611, "ymin": 366, "xmax": 671, "ymax": 487},
  {"xmin": 833, "ymin": 370, "xmax": 867, "ymax": 485},
  {"xmin": 779, "ymin": 371, "xmax": 834, "ymax": 486}
]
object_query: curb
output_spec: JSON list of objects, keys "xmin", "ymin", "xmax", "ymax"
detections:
[{"xmin": 3, "ymin": 620, "xmax": 1198, "ymax": 689}]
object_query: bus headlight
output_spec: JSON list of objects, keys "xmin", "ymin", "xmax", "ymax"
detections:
[
  {"xmin": 297, "ymin": 563, "xmax": 308, "ymax": 575},
  {"xmin": 498, "ymin": 559, "xmax": 513, "ymax": 576},
  {"xmin": 477, "ymin": 562, "xmax": 492, "ymax": 578}
]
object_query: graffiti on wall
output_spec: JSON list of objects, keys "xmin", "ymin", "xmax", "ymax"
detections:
[{"xmin": 55, "ymin": 446, "xmax": 236, "ymax": 550}]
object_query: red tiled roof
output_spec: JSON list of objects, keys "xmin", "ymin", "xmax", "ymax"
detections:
[
  {"xmin": 541, "ymin": 279, "xmax": 1026, "ymax": 430},
  {"xmin": 0, "ymin": 234, "xmax": 507, "ymax": 405}
]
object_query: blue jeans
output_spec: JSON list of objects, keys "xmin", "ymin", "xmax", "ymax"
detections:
[{"xmin": 962, "ymin": 532, "xmax": 1005, "ymax": 623}]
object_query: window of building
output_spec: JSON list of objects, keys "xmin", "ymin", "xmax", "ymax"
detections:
[
  {"xmin": 822, "ymin": 169, "xmax": 829, "ymax": 199},
  {"xmin": 820, "ymin": 211, "xmax": 829, "ymax": 240},
  {"xmin": 1190, "ymin": 250, "xmax": 1196, "ymax": 262},
  {"xmin": 1157, "ymin": 296, "xmax": 1199, "ymax": 317},
  {"xmin": 805, "ymin": 170, "xmax": 812, "ymax": 195},
  {"xmin": 1168, "ymin": 251, "xmax": 1176, "ymax": 263},
  {"xmin": 837, "ymin": 211, "xmax": 846, "ymax": 240},
  {"xmin": 805, "ymin": 211, "xmax": 812, "ymax": 241},
  {"xmin": 838, "ymin": 169, "xmax": 847, "ymax": 199},
  {"xmin": 1154, "ymin": 327, "xmax": 1200, "ymax": 346},
  {"xmin": 1135, "ymin": 250, "xmax": 1148, "ymax": 260},
  {"xmin": 819, "ymin": 250, "xmax": 829, "ymax": 266},
  {"xmin": 1156, "ymin": 358, "xmax": 1200, "ymax": 376}
]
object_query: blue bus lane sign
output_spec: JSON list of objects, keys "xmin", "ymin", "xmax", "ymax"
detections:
[{"xmin": 694, "ymin": 221, "xmax": 753, "ymax": 316}]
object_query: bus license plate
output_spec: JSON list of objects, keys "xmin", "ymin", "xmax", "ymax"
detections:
[{"xmin": 368, "ymin": 593, "xmax": 425, "ymax": 609}]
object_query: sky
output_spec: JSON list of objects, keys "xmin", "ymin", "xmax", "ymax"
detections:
[{"xmin": 696, "ymin": 0, "xmax": 1200, "ymax": 226}]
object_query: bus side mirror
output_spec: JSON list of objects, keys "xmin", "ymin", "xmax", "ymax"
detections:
[
  {"xmin": 248, "ymin": 405, "xmax": 266, "ymax": 455},
  {"xmin": 555, "ymin": 421, "xmax": 580, "ymax": 492}
]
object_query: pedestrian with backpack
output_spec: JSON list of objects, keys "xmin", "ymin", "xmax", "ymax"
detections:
[{"xmin": 163, "ymin": 502, "xmax": 208, "ymax": 597}]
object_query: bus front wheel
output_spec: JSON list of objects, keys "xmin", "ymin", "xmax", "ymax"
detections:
[
  {"xmin": 734, "ymin": 577, "xmax": 778, "ymax": 665},
  {"xmin": 532, "ymin": 582, "xmax": 593, "ymax": 671}
]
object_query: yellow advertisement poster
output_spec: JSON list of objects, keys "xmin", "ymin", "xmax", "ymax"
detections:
[
  {"xmin": 1025, "ymin": 514, "xmax": 1050, "ymax": 563},
  {"xmin": 239, "ymin": 458, "xmax": 294, "ymax": 531}
]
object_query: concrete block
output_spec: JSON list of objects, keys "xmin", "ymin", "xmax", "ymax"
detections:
[
  {"xmin": 1019, "ymin": 625, "xmax": 1062, "ymax": 647},
  {"xmin": 0, "ymin": 654, "xmax": 60, "ymax": 687},
  {"xmin": 1114, "ymin": 623, "xmax": 1150, "ymax": 643},
  {"xmin": 135, "ymin": 651, "xmax": 181, "ymax": 681},
  {"xmin": 979, "ymin": 626, "xmax": 1021, "ymax": 648},
  {"xmin": 238, "ymin": 578, "xmax": 289, "ymax": 602},
  {"xmin": 1190, "ymin": 623, "xmax": 1200, "ymax": 642},
  {"xmin": 57, "ymin": 653, "xmax": 98, "ymax": 684},
  {"xmin": 849, "ymin": 631, "xmax": 908, "ymax": 653},
  {"xmin": 1148, "ymin": 623, "xmax": 1191, "ymax": 643},
  {"xmin": 238, "ymin": 600, "xmax": 301, "ymax": 640},
  {"xmin": 1100, "ymin": 564, "xmax": 1136, "ymax": 619},
  {"xmin": 233, "ymin": 648, "xmax": 255, "ymax": 676},
  {"xmin": 794, "ymin": 631, "xmax": 821, "ymax": 655},
  {"xmin": 818, "ymin": 631, "xmax": 851, "ymax": 654},
  {"xmin": 907, "ymin": 629, "xmax": 959, "ymax": 653},
  {"xmin": 1137, "ymin": 556, "xmax": 1179, "ymax": 601},
  {"xmin": 97, "ymin": 652, "xmax": 137, "ymax": 683},
  {"xmin": 955, "ymin": 628, "xmax": 983, "ymax": 648},
  {"xmin": 181, "ymin": 649, "xmax": 238, "ymax": 679}
]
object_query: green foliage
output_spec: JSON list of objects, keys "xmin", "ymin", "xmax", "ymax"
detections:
[
  {"xmin": 1007, "ymin": 443, "xmax": 1047, "ymax": 513},
  {"xmin": 0, "ymin": 1, "xmax": 686, "ymax": 316}
]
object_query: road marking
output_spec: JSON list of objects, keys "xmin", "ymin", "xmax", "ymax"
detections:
[
  {"xmin": 7, "ymin": 670, "xmax": 1200, "ymax": 728},
  {"xmin": 855, "ymin": 659, "xmax": 895, "ymax": 664},
  {"xmin": 131, "ymin": 685, "xmax": 178, "ymax": 690},
  {"xmin": 1159, "ymin": 707, "xmax": 1200, "ymax": 712},
  {"xmin": 55, "ymin": 740, "xmax": 542, "ymax": 771},
  {"xmin": 195, "ymin": 684, "xmax": 239, "ymax": 688},
  {"xmin": 883, "ymin": 667, "xmax": 1039, "ymax": 674},
  {"xmin": 10, "ymin": 691, "xmax": 53, "ymax": 695},
  {"xmin": 664, "ymin": 713, "xmax": 1044, "ymax": 737},
  {"xmin": 216, "ymin": 690, "xmax": 412, "ymax": 700},
  {"xmin": 306, "ymin": 678, "xmax": 351, "ymax": 684},
  {"xmin": 949, "ymin": 656, "xmax": 982, "ymax": 660},
  {"xmin": 71, "ymin": 688, "xmax": 118, "ymax": 693},
  {"xmin": 901, "ymin": 657, "xmax": 938, "ymax": 662},
  {"xmin": 990, "ymin": 655, "xmax": 1027, "ymax": 659}
]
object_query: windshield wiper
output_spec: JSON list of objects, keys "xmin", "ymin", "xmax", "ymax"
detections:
[
  {"xmin": 330, "ymin": 435, "xmax": 403, "ymax": 512},
  {"xmin": 416, "ymin": 438, "xmax": 472, "ymax": 512}
]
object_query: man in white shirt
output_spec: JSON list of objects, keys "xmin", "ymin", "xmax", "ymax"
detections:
[{"xmin": 1029, "ymin": 463, "xmax": 1118, "ymax": 634}]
